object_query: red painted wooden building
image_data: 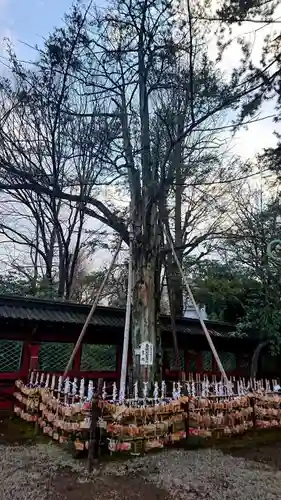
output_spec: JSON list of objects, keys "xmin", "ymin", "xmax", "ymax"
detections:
[{"xmin": 0, "ymin": 294, "xmax": 274, "ymax": 410}]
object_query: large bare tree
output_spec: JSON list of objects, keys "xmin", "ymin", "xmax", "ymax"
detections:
[
  {"xmin": 0, "ymin": 0, "xmax": 276, "ymax": 384},
  {"xmin": 0, "ymin": 24, "xmax": 117, "ymax": 298}
]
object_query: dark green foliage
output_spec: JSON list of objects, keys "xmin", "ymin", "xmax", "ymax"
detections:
[
  {"xmin": 217, "ymin": 0, "xmax": 278, "ymax": 23},
  {"xmin": 0, "ymin": 272, "xmax": 35, "ymax": 297},
  {"xmin": 189, "ymin": 191, "xmax": 281, "ymax": 353},
  {"xmin": 191, "ymin": 260, "xmax": 256, "ymax": 323}
]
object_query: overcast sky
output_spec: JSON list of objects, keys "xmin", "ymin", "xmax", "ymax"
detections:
[
  {"xmin": 0, "ymin": 0, "xmax": 279, "ymax": 161},
  {"xmin": 0, "ymin": 0, "xmax": 72, "ymax": 53},
  {"xmin": 0, "ymin": 0, "xmax": 280, "ymax": 271}
]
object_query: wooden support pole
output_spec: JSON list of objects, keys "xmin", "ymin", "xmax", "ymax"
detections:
[
  {"xmin": 162, "ymin": 223, "xmax": 229, "ymax": 386},
  {"xmin": 88, "ymin": 378, "xmax": 103, "ymax": 472},
  {"xmin": 88, "ymin": 394, "xmax": 101, "ymax": 472},
  {"xmin": 63, "ymin": 236, "xmax": 123, "ymax": 379},
  {"xmin": 119, "ymin": 228, "xmax": 133, "ymax": 399}
]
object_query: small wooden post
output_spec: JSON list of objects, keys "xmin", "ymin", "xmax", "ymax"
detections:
[
  {"xmin": 88, "ymin": 378, "xmax": 103, "ymax": 473},
  {"xmin": 34, "ymin": 416, "xmax": 39, "ymax": 437},
  {"xmin": 250, "ymin": 396, "xmax": 256, "ymax": 428},
  {"xmin": 182, "ymin": 400, "xmax": 189, "ymax": 442}
]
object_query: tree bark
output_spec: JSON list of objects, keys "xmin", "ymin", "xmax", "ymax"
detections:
[
  {"xmin": 173, "ymin": 120, "xmax": 184, "ymax": 316},
  {"xmin": 164, "ymin": 256, "xmax": 180, "ymax": 372},
  {"xmin": 250, "ymin": 340, "xmax": 269, "ymax": 378},
  {"xmin": 129, "ymin": 9, "xmax": 162, "ymax": 388},
  {"xmin": 166, "ymin": 106, "xmax": 185, "ymax": 317},
  {"xmin": 131, "ymin": 231, "xmax": 161, "ymax": 388}
]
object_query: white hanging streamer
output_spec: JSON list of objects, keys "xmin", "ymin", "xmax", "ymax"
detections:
[
  {"xmin": 119, "ymin": 388, "xmax": 125, "ymax": 404},
  {"xmin": 58, "ymin": 376, "xmax": 63, "ymax": 393},
  {"xmin": 176, "ymin": 381, "xmax": 181, "ymax": 399},
  {"xmin": 112, "ymin": 382, "xmax": 118, "ymax": 402},
  {"xmin": 79, "ymin": 378, "xmax": 85, "ymax": 399},
  {"xmin": 161, "ymin": 381, "xmax": 166, "ymax": 400},
  {"xmin": 87, "ymin": 380, "xmax": 94, "ymax": 400},
  {"xmin": 102, "ymin": 382, "xmax": 107, "ymax": 400},
  {"xmin": 64, "ymin": 377, "xmax": 70, "ymax": 404},
  {"xmin": 226, "ymin": 377, "xmax": 230, "ymax": 396},
  {"xmin": 143, "ymin": 382, "xmax": 148, "ymax": 400},
  {"xmin": 204, "ymin": 379, "xmax": 209, "ymax": 398},
  {"xmin": 72, "ymin": 378, "xmax": 78, "ymax": 396},
  {"xmin": 201, "ymin": 379, "xmax": 205, "ymax": 398},
  {"xmin": 64, "ymin": 377, "xmax": 70, "ymax": 394},
  {"xmin": 191, "ymin": 380, "xmax": 195, "ymax": 397},
  {"xmin": 215, "ymin": 382, "xmax": 219, "ymax": 397},
  {"xmin": 45, "ymin": 373, "xmax": 50, "ymax": 388},
  {"xmin": 153, "ymin": 381, "xmax": 159, "ymax": 403},
  {"xmin": 134, "ymin": 382, "xmax": 138, "ymax": 402}
]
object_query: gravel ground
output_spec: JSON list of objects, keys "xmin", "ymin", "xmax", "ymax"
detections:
[
  {"xmin": 2, "ymin": 443, "xmax": 281, "ymax": 500},
  {"xmin": 106, "ymin": 448, "xmax": 281, "ymax": 499}
]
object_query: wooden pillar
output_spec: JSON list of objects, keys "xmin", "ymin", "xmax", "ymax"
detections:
[
  {"xmin": 197, "ymin": 351, "xmax": 203, "ymax": 375},
  {"xmin": 116, "ymin": 344, "xmax": 123, "ymax": 384},
  {"xmin": 73, "ymin": 345, "xmax": 82, "ymax": 374},
  {"xmin": 88, "ymin": 378, "xmax": 103, "ymax": 471},
  {"xmin": 29, "ymin": 345, "xmax": 40, "ymax": 371},
  {"xmin": 20, "ymin": 341, "xmax": 31, "ymax": 381},
  {"xmin": 212, "ymin": 353, "xmax": 218, "ymax": 376},
  {"xmin": 184, "ymin": 348, "xmax": 189, "ymax": 377}
]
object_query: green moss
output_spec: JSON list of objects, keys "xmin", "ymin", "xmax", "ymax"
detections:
[
  {"xmin": 3, "ymin": 414, "xmax": 281, "ymax": 470},
  {"xmin": 0, "ymin": 415, "xmax": 49, "ymax": 445}
]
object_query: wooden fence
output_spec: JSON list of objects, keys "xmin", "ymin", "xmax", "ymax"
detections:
[
  {"xmin": 13, "ymin": 373, "xmax": 281, "ymax": 462},
  {"xmin": 28, "ymin": 370, "xmax": 280, "ymax": 402}
]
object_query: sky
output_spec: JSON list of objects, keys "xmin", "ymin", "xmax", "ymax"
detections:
[
  {"xmin": 0, "ymin": 0, "xmax": 73, "ymax": 58},
  {"xmin": 0, "ymin": 0, "xmax": 280, "ymax": 272},
  {"xmin": 0, "ymin": 0, "xmax": 279, "ymax": 162}
]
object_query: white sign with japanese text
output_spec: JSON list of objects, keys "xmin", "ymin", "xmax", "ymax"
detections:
[{"xmin": 140, "ymin": 341, "xmax": 153, "ymax": 366}]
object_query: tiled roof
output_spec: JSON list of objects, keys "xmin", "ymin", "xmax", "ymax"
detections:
[
  {"xmin": 0, "ymin": 294, "xmax": 236, "ymax": 336},
  {"xmin": 160, "ymin": 322, "xmax": 226, "ymax": 337},
  {"xmin": 0, "ymin": 305, "xmax": 124, "ymax": 328}
]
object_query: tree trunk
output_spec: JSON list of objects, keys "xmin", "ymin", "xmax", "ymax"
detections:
[
  {"xmin": 173, "ymin": 130, "xmax": 184, "ymax": 317},
  {"xmin": 154, "ymin": 255, "xmax": 162, "ymax": 383},
  {"xmin": 130, "ymin": 18, "xmax": 161, "ymax": 389},
  {"xmin": 250, "ymin": 340, "xmax": 269, "ymax": 378},
  {"xmin": 164, "ymin": 251, "xmax": 180, "ymax": 371},
  {"xmin": 167, "ymin": 108, "xmax": 184, "ymax": 317},
  {"xmin": 131, "ymin": 240, "xmax": 160, "ymax": 389},
  {"xmin": 31, "ymin": 220, "xmax": 39, "ymax": 295}
]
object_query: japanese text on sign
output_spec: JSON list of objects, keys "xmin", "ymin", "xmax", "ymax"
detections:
[{"xmin": 140, "ymin": 341, "xmax": 153, "ymax": 366}]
